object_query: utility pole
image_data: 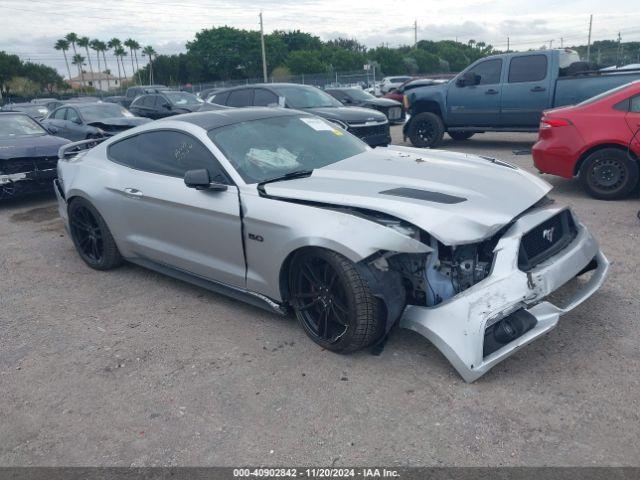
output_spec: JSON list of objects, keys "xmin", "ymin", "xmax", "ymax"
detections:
[
  {"xmin": 549, "ymin": 39, "xmax": 554, "ymax": 49},
  {"xmin": 259, "ymin": 11, "xmax": 267, "ymax": 83},
  {"xmin": 617, "ymin": 31, "xmax": 622, "ymax": 65},
  {"xmin": 506, "ymin": 37, "xmax": 509, "ymax": 52},
  {"xmin": 560, "ymin": 37, "xmax": 564, "ymax": 48},
  {"xmin": 414, "ymin": 20, "xmax": 418, "ymax": 47},
  {"xmin": 586, "ymin": 14, "xmax": 593, "ymax": 62}
]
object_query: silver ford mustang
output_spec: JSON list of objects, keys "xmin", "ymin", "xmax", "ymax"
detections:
[{"xmin": 54, "ymin": 108, "xmax": 609, "ymax": 382}]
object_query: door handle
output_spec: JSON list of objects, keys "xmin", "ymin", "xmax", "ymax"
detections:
[
  {"xmin": 530, "ymin": 86, "xmax": 546, "ymax": 92},
  {"xmin": 123, "ymin": 188, "xmax": 143, "ymax": 198},
  {"xmin": 485, "ymin": 89, "xmax": 499, "ymax": 95}
]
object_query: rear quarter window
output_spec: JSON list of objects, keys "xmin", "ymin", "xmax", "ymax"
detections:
[{"xmin": 508, "ymin": 55, "xmax": 548, "ymax": 83}]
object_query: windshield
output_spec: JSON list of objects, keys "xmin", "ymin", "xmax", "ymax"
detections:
[
  {"xmin": 10, "ymin": 105, "xmax": 49, "ymax": 116},
  {"xmin": 208, "ymin": 114, "xmax": 368, "ymax": 184},
  {"xmin": 344, "ymin": 89, "xmax": 375, "ymax": 101},
  {"xmin": 79, "ymin": 104, "xmax": 134, "ymax": 122},
  {"xmin": 164, "ymin": 91, "xmax": 203, "ymax": 106},
  {"xmin": 271, "ymin": 86, "xmax": 342, "ymax": 108},
  {"xmin": 0, "ymin": 114, "xmax": 47, "ymax": 138}
]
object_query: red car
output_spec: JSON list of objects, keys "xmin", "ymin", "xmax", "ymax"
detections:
[{"xmin": 533, "ymin": 80, "xmax": 640, "ymax": 199}]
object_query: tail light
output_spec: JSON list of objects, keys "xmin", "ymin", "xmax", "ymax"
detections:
[
  {"xmin": 540, "ymin": 117, "xmax": 572, "ymax": 129},
  {"xmin": 403, "ymin": 95, "xmax": 410, "ymax": 110}
]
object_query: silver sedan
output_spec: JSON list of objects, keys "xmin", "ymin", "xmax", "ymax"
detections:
[{"xmin": 54, "ymin": 108, "xmax": 609, "ymax": 382}]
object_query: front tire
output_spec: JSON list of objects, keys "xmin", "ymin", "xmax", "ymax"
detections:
[
  {"xmin": 579, "ymin": 148, "xmax": 639, "ymax": 200},
  {"xmin": 448, "ymin": 131, "xmax": 474, "ymax": 141},
  {"xmin": 408, "ymin": 112, "xmax": 445, "ymax": 148},
  {"xmin": 289, "ymin": 249, "xmax": 383, "ymax": 353},
  {"xmin": 68, "ymin": 198, "xmax": 123, "ymax": 270}
]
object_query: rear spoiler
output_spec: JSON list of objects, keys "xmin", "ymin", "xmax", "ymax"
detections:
[{"xmin": 58, "ymin": 138, "xmax": 107, "ymax": 161}]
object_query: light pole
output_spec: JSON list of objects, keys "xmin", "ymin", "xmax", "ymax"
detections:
[{"xmin": 259, "ymin": 11, "xmax": 268, "ymax": 83}]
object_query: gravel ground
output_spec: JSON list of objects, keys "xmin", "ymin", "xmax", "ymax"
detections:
[{"xmin": 1, "ymin": 128, "xmax": 639, "ymax": 466}]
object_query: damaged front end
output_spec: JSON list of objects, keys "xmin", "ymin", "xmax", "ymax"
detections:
[
  {"xmin": 0, "ymin": 156, "xmax": 58, "ymax": 199},
  {"xmin": 358, "ymin": 203, "xmax": 609, "ymax": 382}
]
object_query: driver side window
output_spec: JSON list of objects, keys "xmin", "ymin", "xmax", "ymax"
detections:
[
  {"xmin": 467, "ymin": 59, "xmax": 503, "ymax": 86},
  {"xmin": 67, "ymin": 108, "xmax": 80, "ymax": 123},
  {"xmin": 53, "ymin": 108, "xmax": 67, "ymax": 120},
  {"xmin": 631, "ymin": 95, "xmax": 640, "ymax": 113},
  {"xmin": 108, "ymin": 131, "xmax": 230, "ymax": 184}
]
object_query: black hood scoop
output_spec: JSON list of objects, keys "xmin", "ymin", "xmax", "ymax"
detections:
[{"xmin": 380, "ymin": 187, "xmax": 466, "ymax": 204}]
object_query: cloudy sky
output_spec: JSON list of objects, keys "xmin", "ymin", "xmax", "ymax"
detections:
[{"xmin": 1, "ymin": 0, "xmax": 639, "ymax": 77}]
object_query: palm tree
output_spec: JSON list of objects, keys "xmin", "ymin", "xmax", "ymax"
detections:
[
  {"xmin": 108, "ymin": 38, "xmax": 123, "ymax": 88},
  {"xmin": 96, "ymin": 41, "xmax": 111, "ymax": 91},
  {"xmin": 142, "ymin": 45, "xmax": 157, "ymax": 84},
  {"xmin": 54, "ymin": 39, "xmax": 73, "ymax": 87},
  {"xmin": 115, "ymin": 46, "xmax": 128, "ymax": 82},
  {"xmin": 72, "ymin": 53, "xmax": 86, "ymax": 92},
  {"xmin": 65, "ymin": 32, "xmax": 79, "ymax": 56},
  {"xmin": 123, "ymin": 39, "xmax": 138, "ymax": 84},
  {"xmin": 90, "ymin": 39, "xmax": 103, "ymax": 91},
  {"xmin": 131, "ymin": 40, "xmax": 142, "ymax": 84},
  {"xmin": 77, "ymin": 37, "xmax": 95, "ymax": 91}
]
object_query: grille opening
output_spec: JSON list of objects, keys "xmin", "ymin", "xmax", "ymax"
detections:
[{"xmin": 518, "ymin": 210, "xmax": 577, "ymax": 271}]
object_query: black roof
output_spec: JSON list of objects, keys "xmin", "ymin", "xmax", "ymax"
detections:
[{"xmin": 171, "ymin": 107, "xmax": 302, "ymax": 130}]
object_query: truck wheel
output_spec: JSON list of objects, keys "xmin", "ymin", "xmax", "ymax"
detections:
[
  {"xmin": 448, "ymin": 131, "xmax": 475, "ymax": 141},
  {"xmin": 408, "ymin": 112, "xmax": 445, "ymax": 148},
  {"xmin": 289, "ymin": 249, "xmax": 383, "ymax": 353},
  {"xmin": 579, "ymin": 148, "xmax": 639, "ymax": 200}
]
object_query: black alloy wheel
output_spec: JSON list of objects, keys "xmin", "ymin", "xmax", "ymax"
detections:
[
  {"xmin": 408, "ymin": 112, "xmax": 445, "ymax": 148},
  {"xmin": 70, "ymin": 204, "xmax": 104, "ymax": 263},
  {"xmin": 289, "ymin": 249, "xmax": 383, "ymax": 352},
  {"xmin": 68, "ymin": 198, "xmax": 123, "ymax": 270}
]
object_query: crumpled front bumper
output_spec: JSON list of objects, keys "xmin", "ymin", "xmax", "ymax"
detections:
[{"xmin": 399, "ymin": 206, "xmax": 609, "ymax": 382}]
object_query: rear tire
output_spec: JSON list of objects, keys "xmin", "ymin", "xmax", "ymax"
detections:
[
  {"xmin": 579, "ymin": 148, "xmax": 639, "ymax": 200},
  {"xmin": 448, "ymin": 131, "xmax": 475, "ymax": 141},
  {"xmin": 408, "ymin": 112, "xmax": 445, "ymax": 148},
  {"xmin": 288, "ymin": 249, "xmax": 383, "ymax": 353},
  {"xmin": 68, "ymin": 198, "xmax": 123, "ymax": 270}
]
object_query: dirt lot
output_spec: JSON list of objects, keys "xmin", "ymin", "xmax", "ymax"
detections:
[{"xmin": 1, "ymin": 128, "xmax": 639, "ymax": 466}]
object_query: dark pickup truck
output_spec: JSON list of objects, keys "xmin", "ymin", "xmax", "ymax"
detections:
[{"xmin": 403, "ymin": 49, "xmax": 640, "ymax": 147}]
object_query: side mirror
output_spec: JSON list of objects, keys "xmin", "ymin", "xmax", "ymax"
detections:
[
  {"xmin": 342, "ymin": 97, "xmax": 352, "ymax": 104},
  {"xmin": 162, "ymin": 103, "xmax": 172, "ymax": 110},
  {"xmin": 47, "ymin": 126, "xmax": 58, "ymax": 134},
  {"xmin": 72, "ymin": 118, "xmax": 82, "ymax": 124},
  {"xmin": 184, "ymin": 169, "xmax": 228, "ymax": 191}
]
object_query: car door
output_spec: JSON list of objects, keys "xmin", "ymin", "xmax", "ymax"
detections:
[
  {"xmin": 446, "ymin": 58, "xmax": 503, "ymax": 126},
  {"xmin": 64, "ymin": 107, "xmax": 86, "ymax": 141},
  {"xmin": 107, "ymin": 129, "xmax": 246, "ymax": 287},
  {"xmin": 45, "ymin": 107, "xmax": 69, "ymax": 136},
  {"xmin": 500, "ymin": 54, "xmax": 552, "ymax": 126}
]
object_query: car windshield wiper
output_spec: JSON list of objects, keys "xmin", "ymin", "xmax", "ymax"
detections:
[{"xmin": 257, "ymin": 169, "xmax": 314, "ymax": 194}]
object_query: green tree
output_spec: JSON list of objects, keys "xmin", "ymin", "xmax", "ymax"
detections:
[
  {"xmin": 71, "ymin": 53, "xmax": 86, "ymax": 90},
  {"xmin": 77, "ymin": 37, "xmax": 95, "ymax": 90},
  {"xmin": 54, "ymin": 39, "xmax": 73, "ymax": 84},
  {"xmin": 108, "ymin": 38, "xmax": 123, "ymax": 87},
  {"xmin": 142, "ymin": 45, "xmax": 157, "ymax": 84},
  {"xmin": 286, "ymin": 50, "xmax": 328, "ymax": 74}
]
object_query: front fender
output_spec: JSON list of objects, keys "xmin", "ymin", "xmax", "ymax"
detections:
[{"xmin": 241, "ymin": 193, "xmax": 431, "ymax": 301}]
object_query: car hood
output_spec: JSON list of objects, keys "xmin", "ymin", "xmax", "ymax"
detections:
[
  {"xmin": 0, "ymin": 134, "xmax": 69, "ymax": 160},
  {"xmin": 263, "ymin": 145, "xmax": 552, "ymax": 245},
  {"xmin": 87, "ymin": 116, "xmax": 151, "ymax": 128},
  {"xmin": 360, "ymin": 98, "xmax": 402, "ymax": 108},
  {"xmin": 301, "ymin": 106, "xmax": 387, "ymax": 124}
]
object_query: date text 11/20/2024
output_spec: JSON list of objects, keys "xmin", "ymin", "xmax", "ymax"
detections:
[{"xmin": 233, "ymin": 468, "xmax": 400, "ymax": 477}]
